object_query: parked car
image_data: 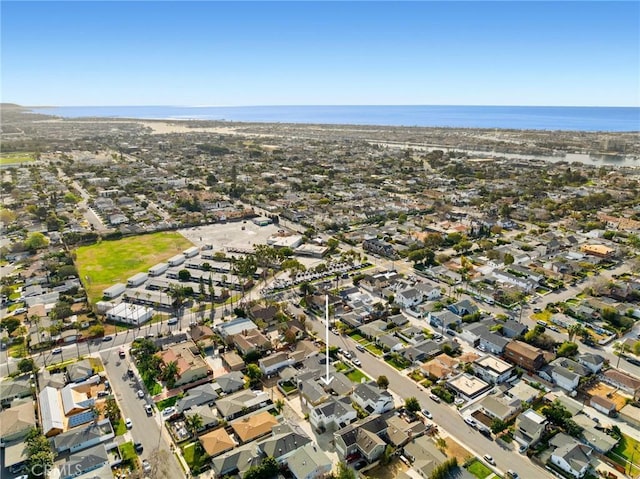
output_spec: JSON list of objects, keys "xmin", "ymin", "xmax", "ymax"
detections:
[
  {"xmin": 483, "ymin": 454, "xmax": 495, "ymax": 465},
  {"xmin": 422, "ymin": 409, "xmax": 432, "ymax": 419},
  {"xmin": 162, "ymin": 406, "xmax": 176, "ymax": 416},
  {"xmin": 125, "ymin": 418, "xmax": 133, "ymax": 429},
  {"xmin": 134, "ymin": 442, "xmax": 144, "ymax": 453},
  {"xmin": 507, "ymin": 470, "xmax": 519, "ymax": 479},
  {"xmin": 429, "ymin": 393, "xmax": 441, "ymax": 403},
  {"xmin": 137, "ymin": 389, "xmax": 144, "ymax": 399},
  {"xmin": 352, "ymin": 358, "xmax": 361, "ymax": 367},
  {"xmin": 144, "ymin": 404, "xmax": 153, "ymax": 416},
  {"xmin": 167, "ymin": 317, "xmax": 178, "ymax": 325},
  {"xmin": 102, "ymin": 335, "xmax": 113, "ymax": 342},
  {"xmin": 463, "ymin": 416, "xmax": 477, "ymax": 428},
  {"xmin": 52, "ymin": 348, "xmax": 63, "ymax": 355},
  {"xmin": 356, "ymin": 344, "xmax": 365, "ymax": 352},
  {"xmin": 142, "ymin": 459, "xmax": 152, "ymax": 474}
]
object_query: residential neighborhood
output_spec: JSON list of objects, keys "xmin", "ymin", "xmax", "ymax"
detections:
[{"xmin": 1, "ymin": 106, "xmax": 639, "ymax": 479}]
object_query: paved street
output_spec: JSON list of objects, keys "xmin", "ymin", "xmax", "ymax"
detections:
[{"xmin": 100, "ymin": 349, "xmax": 184, "ymax": 479}]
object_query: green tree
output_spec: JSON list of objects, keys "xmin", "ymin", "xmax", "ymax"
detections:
[
  {"xmin": 161, "ymin": 361, "xmax": 179, "ymax": 389},
  {"xmin": 24, "ymin": 232, "xmax": 49, "ymax": 251},
  {"xmin": 404, "ymin": 396, "xmax": 421, "ymax": 413},
  {"xmin": 503, "ymin": 253, "xmax": 515, "ymax": 265},
  {"xmin": 490, "ymin": 418, "xmax": 509, "ymax": 434},
  {"xmin": 25, "ymin": 428, "xmax": 54, "ymax": 478},
  {"xmin": 88, "ymin": 324, "xmax": 105, "ymax": 338},
  {"xmin": 17, "ymin": 357, "xmax": 35, "ymax": 373},
  {"xmin": 178, "ymin": 269, "xmax": 191, "ymax": 281},
  {"xmin": 335, "ymin": 461, "xmax": 357, "ymax": 479},
  {"xmin": 1, "ymin": 317, "xmax": 21, "ymax": 335},
  {"xmin": 246, "ymin": 363, "xmax": 263, "ymax": 386},
  {"xmin": 185, "ymin": 413, "xmax": 203, "ymax": 436},
  {"xmin": 376, "ymin": 375, "xmax": 390, "ymax": 390},
  {"xmin": 556, "ymin": 341, "xmax": 579, "ymax": 358},
  {"xmin": 380, "ymin": 444, "xmax": 396, "ymax": 465},
  {"xmin": 567, "ymin": 324, "xmax": 584, "ymax": 342},
  {"xmin": 104, "ymin": 396, "xmax": 120, "ymax": 423},
  {"xmin": 299, "ymin": 281, "xmax": 315, "ymax": 297}
]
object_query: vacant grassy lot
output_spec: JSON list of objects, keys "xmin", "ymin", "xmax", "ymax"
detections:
[
  {"xmin": 0, "ymin": 152, "xmax": 35, "ymax": 165},
  {"xmin": 75, "ymin": 232, "xmax": 193, "ymax": 303}
]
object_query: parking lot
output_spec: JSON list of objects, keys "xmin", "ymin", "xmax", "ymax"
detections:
[{"xmin": 178, "ymin": 221, "xmax": 282, "ymax": 251}]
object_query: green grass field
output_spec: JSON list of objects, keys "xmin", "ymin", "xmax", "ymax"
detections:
[
  {"xmin": 608, "ymin": 433, "xmax": 640, "ymax": 477},
  {"xmin": 346, "ymin": 369, "xmax": 370, "ymax": 383},
  {"xmin": 156, "ymin": 396, "xmax": 179, "ymax": 410},
  {"xmin": 466, "ymin": 459, "xmax": 493, "ymax": 479},
  {"xmin": 119, "ymin": 441, "xmax": 136, "ymax": 461},
  {"xmin": 74, "ymin": 232, "xmax": 193, "ymax": 303},
  {"xmin": 0, "ymin": 152, "xmax": 36, "ymax": 165},
  {"xmin": 182, "ymin": 442, "xmax": 209, "ymax": 473}
]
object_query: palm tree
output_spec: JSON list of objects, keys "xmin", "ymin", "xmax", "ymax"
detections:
[
  {"xmin": 184, "ymin": 413, "xmax": 203, "ymax": 437},
  {"xmin": 168, "ymin": 285, "xmax": 187, "ymax": 330},
  {"xmin": 567, "ymin": 324, "xmax": 584, "ymax": 342},
  {"xmin": 274, "ymin": 399, "xmax": 285, "ymax": 414},
  {"xmin": 161, "ymin": 360, "xmax": 179, "ymax": 389}
]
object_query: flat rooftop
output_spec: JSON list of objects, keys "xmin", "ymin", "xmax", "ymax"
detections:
[
  {"xmin": 475, "ymin": 355, "xmax": 513, "ymax": 374},
  {"xmin": 447, "ymin": 374, "xmax": 491, "ymax": 398}
]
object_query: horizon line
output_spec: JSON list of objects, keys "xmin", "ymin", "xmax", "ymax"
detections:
[{"xmin": 19, "ymin": 103, "xmax": 640, "ymax": 109}]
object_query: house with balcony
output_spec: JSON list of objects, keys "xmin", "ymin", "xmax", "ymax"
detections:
[
  {"xmin": 309, "ymin": 397, "xmax": 357, "ymax": 433},
  {"xmin": 352, "ymin": 382, "xmax": 394, "ymax": 415},
  {"xmin": 504, "ymin": 340, "xmax": 546, "ymax": 372},
  {"xmin": 473, "ymin": 355, "xmax": 515, "ymax": 384},
  {"xmin": 514, "ymin": 409, "xmax": 547, "ymax": 449}
]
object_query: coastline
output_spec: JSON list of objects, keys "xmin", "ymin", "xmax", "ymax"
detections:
[{"xmin": 27, "ymin": 104, "xmax": 640, "ymax": 133}]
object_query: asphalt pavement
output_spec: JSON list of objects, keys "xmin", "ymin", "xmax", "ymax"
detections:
[{"xmin": 100, "ymin": 349, "xmax": 184, "ymax": 479}]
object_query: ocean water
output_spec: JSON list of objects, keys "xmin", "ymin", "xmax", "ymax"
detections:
[{"xmin": 31, "ymin": 105, "xmax": 639, "ymax": 132}]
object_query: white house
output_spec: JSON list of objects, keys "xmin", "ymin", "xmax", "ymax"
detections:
[
  {"xmin": 352, "ymin": 382, "xmax": 394, "ymax": 415},
  {"xmin": 415, "ymin": 282, "xmax": 441, "ymax": 301},
  {"xmin": 309, "ymin": 397, "xmax": 357, "ymax": 432},
  {"xmin": 550, "ymin": 433, "xmax": 593, "ymax": 478},
  {"xmin": 473, "ymin": 355, "xmax": 515, "ymax": 384},
  {"xmin": 395, "ymin": 287, "xmax": 423, "ymax": 309},
  {"xmin": 514, "ymin": 409, "xmax": 547, "ymax": 449},
  {"xmin": 259, "ymin": 352, "xmax": 293, "ymax": 376},
  {"xmin": 543, "ymin": 365, "xmax": 580, "ymax": 392}
]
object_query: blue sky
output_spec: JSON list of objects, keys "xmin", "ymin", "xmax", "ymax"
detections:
[{"xmin": 1, "ymin": 1, "xmax": 638, "ymax": 107}]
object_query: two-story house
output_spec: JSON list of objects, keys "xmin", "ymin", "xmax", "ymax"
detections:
[{"xmin": 352, "ymin": 382, "xmax": 394, "ymax": 415}]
